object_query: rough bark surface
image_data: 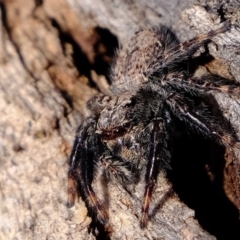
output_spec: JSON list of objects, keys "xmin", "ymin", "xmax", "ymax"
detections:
[{"xmin": 0, "ymin": 0, "xmax": 240, "ymax": 239}]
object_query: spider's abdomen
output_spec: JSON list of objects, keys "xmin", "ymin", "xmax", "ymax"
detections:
[{"xmin": 111, "ymin": 27, "xmax": 179, "ymax": 94}]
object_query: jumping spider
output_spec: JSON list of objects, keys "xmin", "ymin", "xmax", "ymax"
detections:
[{"xmin": 68, "ymin": 23, "xmax": 240, "ymax": 232}]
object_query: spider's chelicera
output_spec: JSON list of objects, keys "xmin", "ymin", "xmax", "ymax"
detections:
[{"xmin": 67, "ymin": 23, "xmax": 240, "ymax": 231}]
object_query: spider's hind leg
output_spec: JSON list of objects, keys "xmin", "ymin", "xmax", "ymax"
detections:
[{"xmin": 160, "ymin": 22, "xmax": 231, "ymax": 71}]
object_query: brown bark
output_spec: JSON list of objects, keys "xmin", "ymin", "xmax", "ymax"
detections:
[{"xmin": 0, "ymin": 0, "xmax": 240, "ymax": 239}]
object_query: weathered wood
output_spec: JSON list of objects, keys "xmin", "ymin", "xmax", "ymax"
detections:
[{"xmin": 0, "ymin": 0, "xmax": 240, "ymax": 239}]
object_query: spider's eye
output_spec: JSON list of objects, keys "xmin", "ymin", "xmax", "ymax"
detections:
[
  {"xmin": 102, "ymin": 131, "xmax": 111, "ymax": 139},
  {"xmin": 113, "ymin": 127, "xmax": 125, "ymax": 136},
  {"xmin": 124, "ymin": 98, "xmax": 136, "ymax": 108},
  {"xmin": 122, "ymin": 122, "xmax": 130, "ymax": 128},
  {"xmin": 124, "ymin": 103, "xmax": 132, "ymax": 108}
]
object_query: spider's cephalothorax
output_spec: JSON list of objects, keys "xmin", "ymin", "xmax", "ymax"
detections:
[{"xmin": 68, "ymin": 23, "xmax": 240, "ymax": 232}]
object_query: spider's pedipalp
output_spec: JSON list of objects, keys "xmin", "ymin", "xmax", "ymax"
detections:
[{"xmin": 101, "ymin": 155, "xmax": 136, "ymax": 184}]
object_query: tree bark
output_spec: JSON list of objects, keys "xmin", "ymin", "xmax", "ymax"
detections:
[{"xmin": 0, "ymin": 0, "xmax": 240, "ymax": 239}]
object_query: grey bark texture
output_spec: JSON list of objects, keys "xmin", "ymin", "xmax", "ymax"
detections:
[{"xmin": 0, "ymin": 0, "xmax": 240, "ymax": 239}]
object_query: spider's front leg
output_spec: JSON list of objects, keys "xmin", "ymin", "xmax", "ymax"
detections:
[
  {"xmin": 68, "ymin": 116, "xmax": 111, "ymax": 232},
  {"xmin": 140, "ymin": 120, "xmax": 170, "ymax": 228},
  {"xmin": 67, "ymin": 118, "xmax": 95, "ymax": 207}
]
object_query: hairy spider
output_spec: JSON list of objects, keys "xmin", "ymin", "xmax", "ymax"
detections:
[{"xmin": 67, "ymin": 23, "xmax": 240, "ymax": 232}]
